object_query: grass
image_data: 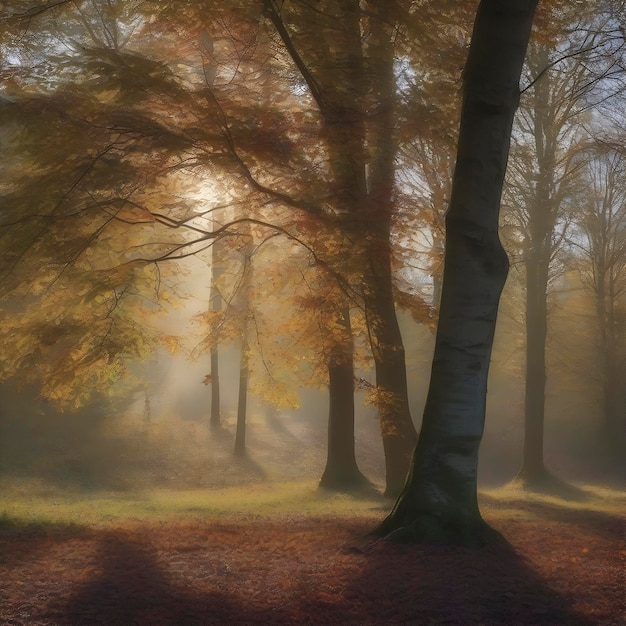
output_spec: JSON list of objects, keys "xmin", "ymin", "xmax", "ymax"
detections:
[
  {"xmin": 1, "ymin": 475, "xmax": 624, "ymax": 533},
  {"xmin": 479, "ymin": 481, "xmax": 626, "ymax": 522},
  {"xmin": 0, "ymin": 478, "xmax": 388, "ymax": 529}
]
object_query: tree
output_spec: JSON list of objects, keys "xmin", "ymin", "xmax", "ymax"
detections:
[
  {"xmin": 263, "ymin": 0, "xmax": 420, "ymax": 495},
  {"xmin": 319, "ymin": 306, "xmax": 370, "ymax": 491},
  {"xmin": 503, "ymin": 7, "xmax": 626, "ymax": 489},
  {"xmin": 574, "ymin": 144, "xmax": 626, "ymax": 446},
  {"xmin": 207, "ymin": 236, "xmax": 224, "ymax": 431},
  {"xmin": 376, "ymin": 0, "xmax": 538, "ymax": 546}
]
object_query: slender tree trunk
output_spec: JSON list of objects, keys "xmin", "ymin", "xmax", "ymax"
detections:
[
  {"xmin": 376, "ymin": 0, "xmax": 538, "ymax": 546},
  {"xmin": 599, "ymin": 261, "xmax": 620, "ymax": 440},
  {"xmin": 365, "ymin": 269, "xmax": 418, "ymax": 496},
  {"xmin": 234, "ymin": 336, "xmax": 248, "ymax": 457},
  {"xmin": 320, "ymin": 309, "xmax": 369, "ymax": 490},
  {"xmin": 210, "ymin": 346, "xmax": 220, "ymax": 430},
  {"xmin": 516, "ymin": 44, "xmax": 561, "ymax": 488},
  {"xmin": 234, "ymin": 246, "xmax": 252, "ymax": 457},
  {"xmin": 517, "ymin": 251, "xmax": 549, "ymax": 484},
  {"xmin": 364, "ymin": 11, "xmax": 418, "ymax": 496},
  {"xmin": 209, "ymin": 239, "xmax": 223, "ymax": 431}
]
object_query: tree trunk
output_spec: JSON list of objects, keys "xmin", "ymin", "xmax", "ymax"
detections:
[
  {"xmin": 376, "ymin": 0, "xmax": 538, "ymax": 546},
  {"xmin": 264, "ymin": 1, "xmax": 417, "ymax": 496},
  {"xmin": 365, "ymin": 269, "xmax": 418, "ymax": 496},
  {"xmin": 209, "ymin": 346, "xmax": 220, "ymax": 431},
  {"xmin": 234, "ymin": 336, "xmax": 248, "ymax": 457},
  {"xmin": 516, "ymin": 44, "xmax": 560, "ymax": 489},
  {"xmin": 320, "ymin": 310, "xmax": 370, "ymax": 491},
  {"xmin": 209, "ymin": 238, "xmax": 223, "ymax": 432},
  {"xmin": 364, "ymin": 10, "xmax": 418, "ymax": 496},
  {"xmin": 234, "ymin": 245, "xmax": 252, "ymax": 457},
  {"xmin": 600, "ymin": 257, "xmax": 622, "ymax": 443},
  {"xmin": 517, "ymin": 251, "xmax": 550, "ymax": 484}
]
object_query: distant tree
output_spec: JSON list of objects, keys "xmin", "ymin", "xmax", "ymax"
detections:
[
  {"xmin": 574, "ymin": 145, "xmax": 626, "ymax": 446},
  {"xmin": 207, "ymin": 237, "xmax": 224, "ymax": 431},
  {"xmin": 503, "ymin": 6, "xmax": 626, "ymax": 489},
  {"xmin": 376, "ymin": 0, "xmax": 538, "ymax": 546}
]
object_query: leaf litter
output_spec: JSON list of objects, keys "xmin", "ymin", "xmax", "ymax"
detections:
[{"xmin": 0, "ymin": 498, "xmax": 623, "ymax": 625}]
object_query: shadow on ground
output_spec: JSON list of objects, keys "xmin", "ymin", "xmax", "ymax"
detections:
[
  {"xmin": 480, "ymin": 491, "xmax": 624, "ymax": 538},
  {"xmin": 35, "ymin": 520, "xmax": 593, "ymax": 625},
  {"xmin": 334, "ymin": 537, "xmax": 591, "ymax": 625}
]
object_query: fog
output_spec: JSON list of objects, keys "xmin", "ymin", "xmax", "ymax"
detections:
[{"xmin": 1, "ymin": 293, "xmax": 623, "ymax": 495}]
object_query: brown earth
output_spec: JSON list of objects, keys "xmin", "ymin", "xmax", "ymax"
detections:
[{"xmin": 1, "ymin": 496, "xmax": 624, "ymax": 625}]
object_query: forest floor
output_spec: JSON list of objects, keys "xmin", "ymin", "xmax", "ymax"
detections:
[
  {"xmin": 0, "ymin": 480, "xmax": 624, "ymax": 625},
  {"xmin": 1, "ymin": 406, "xmax": 625, "ymax": 624}
]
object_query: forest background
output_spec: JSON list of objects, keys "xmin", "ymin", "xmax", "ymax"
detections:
[
  {"xmin": 1, "ymin": 1, "xmax": 625, "ymax": 624},
  {"xmin": 0, "ymin": 0, "xmax": 624, "ymax": 502}
]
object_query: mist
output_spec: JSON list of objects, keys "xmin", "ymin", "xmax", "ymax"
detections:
[{"xmin": 1, "ymin": 279, "xmax": 623, "ymax": 496}]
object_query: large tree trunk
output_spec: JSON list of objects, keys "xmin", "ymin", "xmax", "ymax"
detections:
[
  {"xmin": 376, "ymin": 0, "xmax": 538, "ymax": 546},
  {"xmin": 320, "ymin": 309, "xmax": 370, "ymax": 491}
]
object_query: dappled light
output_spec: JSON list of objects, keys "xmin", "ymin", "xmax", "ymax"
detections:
[{"xmin": 1, "ymin": 0, "xmax": 624, "ymax": 623}]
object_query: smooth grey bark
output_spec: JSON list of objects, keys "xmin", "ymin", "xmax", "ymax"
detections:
[{"xmin": 376, "ymin": 0, "xmax": 538, "ymax": 546}]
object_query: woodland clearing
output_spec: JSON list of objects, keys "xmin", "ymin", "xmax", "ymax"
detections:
[
  {"xmin": 0, "ymin": 479, "xmax": 624, "ymax": 625},
  {"xmin": 1, "ymin": 409, "xmax": 625, "ymax": 625}
]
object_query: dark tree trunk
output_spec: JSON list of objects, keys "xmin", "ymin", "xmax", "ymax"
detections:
[
  {"xmin": 209, "ymin": 238, "xmax": 223, "ymax": 432},
  {"xmin": 210, "ymin": 346, "xmax": 220, "ymax": 431},
  {"xmin": 320, "ymin": 310, "xmax": 370, "ymax": 491},
  {"xmin": 234, "ymin": 246, "xmax": 252, "ymax": 457},
  {"xmin": 264, "ymin": 1, "xmax": 417, "ymax": 496},
  {"xmin": 515, "ymin": 44, "xmax": 562, "ymax": 489},
  {"xmin": 234, "ymin": 337, "xmax": 248, "ymax": 457},
  {"xmin": 376, "ymin": 0, "xmax": 538, "ymax": 546},
  {"xmin": 517, "ymin": 251, "xmax": 550, "ymax": 485},
  {"xmin": 364, "ymin": 11, "xmax": 418, "ymax": 496}
]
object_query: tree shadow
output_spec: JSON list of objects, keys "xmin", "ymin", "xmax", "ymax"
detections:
[
  {"xmin": 480, "ymin": 492, "xmax": 623, "ymax": 538},
  {"xmin": 511, "ymin": 472, "xmax": 592, "ymax": 502},
  {"xmin": 43, "ymin": 530, "xmax": 260, "ymax": 625},
  {"xmin": 0, "ymin": 514, "xmax": 90, "ymax": 568},
  {"xmin": 233, "ymin": 450, "xmax": 267, "ymax": 479},
  {"xmin": 334, "ymin": 536, "xmax": 593, "ymax": 625},
  {"xmin": 30, "ymin": 519, "xmax": 598, "ymax": 625}
]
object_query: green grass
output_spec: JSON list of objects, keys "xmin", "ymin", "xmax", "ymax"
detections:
[
  {"xmin": 1, "ymin": 477, "xmax": 623, "ymax": 531},
  {"xmin": 0, "ymin": 478, "xmax": 387, "ymax": 529},
  {"xmin": 480, "ymin": 482, "xmax": 626, "ymax": 520}
]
